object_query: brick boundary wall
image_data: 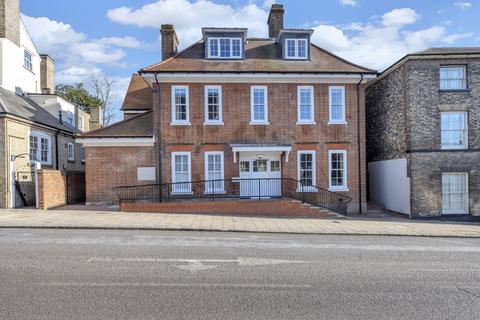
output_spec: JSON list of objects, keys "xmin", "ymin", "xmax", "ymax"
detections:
[
  {"xmin": 121, "ymin": 199, "xmax": 333, "ymax": 218},
  {"xmin": 37, "ymin": 169, "xmax": 66, "ymax": 210}
]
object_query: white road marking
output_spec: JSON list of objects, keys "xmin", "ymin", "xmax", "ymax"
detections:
[
  {"xmin": 88, "ymin": 257, "xmax": 307, "ymax": 265},
  {"xmin": 174, "ymin": 261, "xmax": 218, "ymax": 272},
  {"xmin": 38, "ymin": 282, "xmax": 311, "ymax": 289}
]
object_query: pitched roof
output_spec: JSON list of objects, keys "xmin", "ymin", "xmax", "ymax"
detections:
[
  {"xmin": 141, "ymin": 39, "xmax": 375, "ymax": 74},
  {"xmin": 0, "ymin": 87, "xmax": 76, "ymax": 133},
  {"xmin": 413, "ymin": 47, "xmax": 480, "ymax": 55},
  {"xmin": 81, "ymin": 111, "xmax": 153, "ymax": 138},
  {"xmin": 121, "ymin": 74, "xmax": 153, "ymax": 111}
]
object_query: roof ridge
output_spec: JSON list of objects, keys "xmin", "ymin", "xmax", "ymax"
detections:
[{"xmin": 140, "ymin": 39, "xmax": 204, "ymax": 72}]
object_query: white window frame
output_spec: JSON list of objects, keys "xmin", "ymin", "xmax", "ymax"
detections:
[
  {"xmin": 204, "ymin": 85, "xmax": 223, "ymax": 125},
  {"xmin": 441, "ymin": 111, "xmax": 468, "ymax": 150},
  {"xmin": 67, "ymin": 143, "xmax": 75, "ymax": 161},
  {"xmin": 250, "ymin": 86, "xmax": 269, "ymax": 125},
  {"xmin": 328, "ymin": 150, "xmax": 348, "ymax": 192},
  {"xmin": 442, "ymin": 172, "xmax": 469, "ymax": 215},
  {"xmin": 29, "ymin": 131, "xmax": 51, "ymax": 165},
  {"xmin": 24, "ymin": 49, "xmax": 33, "ymax": 71},
  {"xmin": 328, "ymin": 86, "xmax": 346, "ymax": 124},
  {"xmin": 171, "ymin": 85, "xmax": 190, "ymax": 125},
  {"xmin": 207, "ymin": 37, "xmax": 242, "ymax": 59},
  {"xmin": 297, "ymin": 150, "xmax": 316, "ymax": 192},
  {"xmin": 204, "ymin": 151, "xmax": 225, "ymax": 194},
  {"xmin": 171, "ymin": 152, "xmax": 192, "ymax": 194},
  {"xmin": 297, "ymin": 85, "xmax": 315, "ymax": 124},
  {"xmin": 440, "ymin": 66, "xmax": 466, "ymax": 90},
  {"xmin": 80, "ymin": 146, "xmax": 86, "ymax": 163},
  {"xmin": 285, "ymin": 38, "xmax": 308, "ymax": 60}
]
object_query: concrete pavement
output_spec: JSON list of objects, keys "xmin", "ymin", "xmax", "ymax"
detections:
[
  {"xmin": 0, "ymin": 208, "xmax": 479, "ymax": 237},
  {"xmin": 1, "ymin": 229, "xmax": 480, "ymax": 320}
]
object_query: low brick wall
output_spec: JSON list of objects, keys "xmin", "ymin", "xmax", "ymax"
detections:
[
  {"xmin": 37, "ymin": 169, "xmax": 66, "ymax": 210},
  {"xmin": 121, "ymin": 199, "xmax": 333, "ymax": 217}
]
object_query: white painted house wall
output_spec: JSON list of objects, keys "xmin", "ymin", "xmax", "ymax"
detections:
[
  {"xmin": 368, "ymin": 158, "xmax": 411, "ymax": 215},
  {"xmin": 0, "ymin": 19, "xmax": 40, "ymax": 94},
  {"xmin": 28, "ymin": 94, "xmax": 76, "ymax": 127}
]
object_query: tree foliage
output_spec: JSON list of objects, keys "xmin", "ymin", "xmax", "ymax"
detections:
[{"xmin": 55, "ymin": 83, "xmax": 102, "ymax": 112}]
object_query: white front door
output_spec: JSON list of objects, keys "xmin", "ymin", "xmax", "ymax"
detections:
[{"xmin": 239, "ymin": 152, "xmax": 281, "ymax": 198}]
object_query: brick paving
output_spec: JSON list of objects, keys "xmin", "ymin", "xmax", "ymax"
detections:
[{"xmin": 0, "ymin": 208, "xmax": 479, "ymax": 237}]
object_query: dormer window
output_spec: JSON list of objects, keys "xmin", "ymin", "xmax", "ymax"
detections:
[
  {"xmin": 285, "ymin": 39, "xmax": 307, "ymax": 59},
  {"xmin": 207, "ymin": 37, "xmax": 242, "ymax": 59}
]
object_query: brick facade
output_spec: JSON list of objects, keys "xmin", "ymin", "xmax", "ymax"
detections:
[
  {"xmin": 156, "ymin": 82, "xmax": 367, "ymax": 213},
  {"xmin": 366, "ymin": 54, "xmax": 480, "ymax": 217},
  {"xmin": 85, "ymin": 146, "xmax": 156, "ymax": 204},
  {"xmin": 37, "ymin": 169, "xmax": 66, "ymax": 209}
]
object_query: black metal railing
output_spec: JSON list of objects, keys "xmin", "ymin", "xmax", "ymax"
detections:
[{"xmin": 113, "ymin": 178, "xmax": 352, "ymax": 215}]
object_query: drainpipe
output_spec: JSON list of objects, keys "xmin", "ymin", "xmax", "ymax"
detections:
[
  {"xmin": 55, "ymin": 130, "xmax": 59, "ymax": 170},
  {"xmin": 154, "ymin": 73, "xmax": 163, "ymax": 202},
  {"xmin": 356, "ymin": 73, "xmax": 364, "ymax": 214}
]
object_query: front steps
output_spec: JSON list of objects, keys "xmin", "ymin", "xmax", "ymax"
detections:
[{"xmin": 121, "ymin": 199, "xmax": 341, "ymax": 218}]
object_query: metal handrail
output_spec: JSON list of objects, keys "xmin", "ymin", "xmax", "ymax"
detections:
[{"xmin": 113, "ymin": 178, "xmax": 352, "ymax": 215}]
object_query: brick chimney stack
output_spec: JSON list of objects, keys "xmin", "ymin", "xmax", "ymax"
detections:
[
  {"xmin": 160, "ymin": 24, "xmax": 179, "ymax": 61},
  {"xmin": 0, "ymin": 0, "xmax": 20, "ymax": 46},
  {"xmin": 89, "ymin": 106, "xmax": 102, "ymax": 130},
  {"xmin": 267, "ymin": 4, "xmax": 284, "ymax": 39},
  {"xmin": 40, "ymin": 54, "xmax": 55, "ymax": 94}
]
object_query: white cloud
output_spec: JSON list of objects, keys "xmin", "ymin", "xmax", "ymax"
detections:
[
  {"xmin": 107, "ymin": 0, "xmax": 268, "ymax": 48},
  {"xmin": 442, "ymin": 32, "xmax": 474, "ymax": 44},
  {"xmin": 454, "ymin": 2, "xmax": 472, "ymax": 10},
  {"xmin": 381, "ymin": 8, "xmax": 419, "ymax": 27},
  {"xmin": 339, "ymin": 0, "xmax": 358, "ymax": 7},
  {"xmin": 311, "ymin": 8, "xmax": 474, "ymax": 70}
]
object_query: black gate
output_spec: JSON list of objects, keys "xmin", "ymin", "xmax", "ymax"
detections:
[
  {"xmin": 66, "ymin": 172, "xmax": 86, "ymax": 204},
  {"xmin": 14, "ymin": 171, "xmax": 36, "ymax": 208}
]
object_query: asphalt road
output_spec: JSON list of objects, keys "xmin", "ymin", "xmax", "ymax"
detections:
[{"xmin": 0, "ymin": 229, "xmax": 479, "ymax": 320}]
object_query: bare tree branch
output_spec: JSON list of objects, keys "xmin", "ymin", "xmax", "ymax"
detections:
[{"xmin": 89, "ymin": 74, "xmax": 116, "ymax": 126}]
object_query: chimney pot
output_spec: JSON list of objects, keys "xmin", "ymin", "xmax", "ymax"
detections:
[
  {"xmin": 267, "ymin": 4, "xmax": 284, "ymax": 39},
  {"xmin": 160, "ymin": 24, "xmax": 179, "ymax": 61}
]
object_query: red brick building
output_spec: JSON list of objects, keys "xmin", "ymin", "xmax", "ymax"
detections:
[{"xmin": 79, "ymin": 4, "xmax": 376, "ymax": 213}]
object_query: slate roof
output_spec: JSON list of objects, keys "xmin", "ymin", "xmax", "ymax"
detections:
[
  {"xmin": 81, "ymin": 111, "xmax": 153, "ymax": 138},
  {"xmin": 141, "ymin": 39, "xmax": 375, "ymax": 74},
  {"xmin": 121, "ymin": 74, "xmax": 153, "ymax": 111},
  {"xmin": 413, "ymin": 47, "xmax": 480, "ymax": 55},
  {"xmin": 0, "ymin": 87, "xmax": 76, "ymax": 133}
]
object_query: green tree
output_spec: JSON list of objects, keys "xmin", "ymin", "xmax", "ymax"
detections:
[{"xmin": 55, "ymin": 83, "xmax": 102, "ymax": 112}]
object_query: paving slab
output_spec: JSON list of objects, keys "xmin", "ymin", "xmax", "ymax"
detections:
[{"xmin": 0, "ymin": 208, "xmax": 479, "ymax": 237}]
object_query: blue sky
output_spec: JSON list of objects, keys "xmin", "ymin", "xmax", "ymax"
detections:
[{"xmin": 20, "ymin": 0, "xmax": 479, "ymax": 119}]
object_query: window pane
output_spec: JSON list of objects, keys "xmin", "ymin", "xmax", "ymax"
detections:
[
  {"xmin": 442, "ymin": 173, "xmax": 468, "ymax": 213},
  {"xmin": 330, "ymin": 88, "xmax": 344, "ymax": 121},
  {"xmin": 220, "ymin": 38, "xmax": 231, "ymax": 57},
  {"xmin": 299, "ymin": 88, "xmax": 312, "ymax": 121},
  {"xmin": 440, "ymin": 67, "xmax": 465, "ymax": 90},
  {"xmin": 232, "ymin": 39, "xmax": 241, "ymax": 57},
  {"xmin": 253, "ymin": 88, "xmax": 266, "ymax": 121},
  {"xmin": 330, "ymin": 152, "xmax": 346, "ymax": 188},
  {"xmin": 207, "ymin": 88, "xmax": 220, "ymax": 121},
  {"xmin": 299, "ymin": 153, "xmax": 313, "ymax": 186},
  {"xmin": 441, "ymin": 112, "xmax": 467, "ymax": 148},
  {"xmin": 240, "ymin": 161, "xmax": 250, "ymax": 172},
  {"xmin": 253, "ymin": 160, "xmax": 268, "ymax": 172},
  {"xmin": 209, "ymin": 38, "xmax": 218, "ymax": 56},
  {"xmin": 298, "ymin": 40, "xmax": 307, "ymax": 58},
  {"xmin": 29, "ymin": 135, "xmax": 38, "ymax": 161},
  {"xmin": 174, "ymin": 88, "xmax": 187, "ymax": 121},
  {"xmin": 270, "ymin": 160, "xmax": 280, "ymax": 172},
  {"xmin": 287, "ymin": 40, "xmax": 296, "ymax": 57},
  {"xmin": 40, "ymin": 138, "xmax": 49, "ymax": 162}
]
